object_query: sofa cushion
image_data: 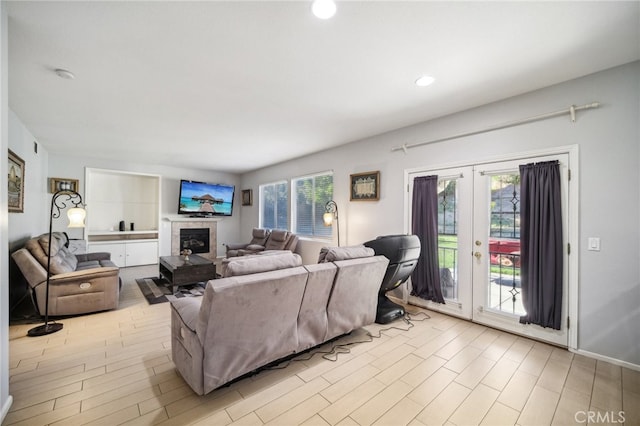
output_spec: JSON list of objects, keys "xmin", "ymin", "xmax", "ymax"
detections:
[
  {"xmin": 221, "ymin": 251, "xmax": 302, "ymax": 277},
  {"xmin": 47, "ymin": 249, "xmax": 78, "ymax": 274},
  {"xmin": 264, "ymin": 230, "xmax": 290, "ymax": 250},
  {"xmin": 38, "ymin": 234, "xmax": 63, "ymax": 257},
  {"xmin": 284, "ymin": 234, "xmax": 299, "ymax": 252},
  {"xmin": 25, "ymin": 234, "xmax": 78, "ymax": 274},
  {"xmin": 250, "ymin": 228, "xmax": 270, "ymax": 245},
  {"xmin": 318, "ymin": 245, "xmax": 375, "ymax": 263},
  {"xmin": 76, "ymin": 260, "xmax": 101, "ymax": 271}
]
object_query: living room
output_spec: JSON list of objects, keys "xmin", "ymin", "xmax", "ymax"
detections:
[{"xmin": 2, "ymin": 1, "xmax": 640, "ymax": 425}]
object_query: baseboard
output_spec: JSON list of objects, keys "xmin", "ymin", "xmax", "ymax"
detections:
[
  {"xmin": 571, "ymin": 348, "xmax": 640, "ymax": 372},
  {"xmin": 1, "ymin": 395, "xmax": 13, "ymax": 423}
]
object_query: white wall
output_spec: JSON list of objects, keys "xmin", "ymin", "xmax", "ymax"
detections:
[
  {"xmin": 241, "ymin": 61, "xmax": 640, "ymax": 367},
  {"xmin": 7, "ymin": 110, "xmax": 49, "ymax": 247},
  {"xmin": 1, "ymin": 3, "xmax": 12, "ymax": 421},
  {"xmin": 47, "ymin": 153, "xmax": 241, "ymax": 258},
  {"xmin": 5, "ymin": 109, "xmax": 50, "ymax": 339}
]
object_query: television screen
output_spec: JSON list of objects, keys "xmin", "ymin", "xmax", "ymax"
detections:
[{"xmin": 178, "ymin": 180, "xmax": 235, "ymax": 216}]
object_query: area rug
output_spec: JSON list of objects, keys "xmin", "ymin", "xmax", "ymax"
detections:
[{"xmin": 136, "ymin": 277, "xmax": 206, "ymax": 305}]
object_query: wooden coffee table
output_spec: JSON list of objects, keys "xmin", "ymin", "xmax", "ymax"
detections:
[{"xmin": 159, "ymin": 254, "xmax": 216, "ymax": 293}]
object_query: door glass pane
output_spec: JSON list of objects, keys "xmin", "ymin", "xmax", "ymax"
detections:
[
  {"xmin": 438, "ymin": 178, "xmax": 458, "ymax": 300},
  {"xmin": 488, "ymin": 173, "xmax": 524, "ymax": 315}
]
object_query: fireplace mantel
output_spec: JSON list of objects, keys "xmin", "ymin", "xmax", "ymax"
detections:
[{"xmin": 164, "ymin": 216, "xmax": 222, "ymax": 222}]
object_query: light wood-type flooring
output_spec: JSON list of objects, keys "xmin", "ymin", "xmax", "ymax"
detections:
[{"xmin": 6, "ymin": 265, "xmax": 640, "ymax": 425}]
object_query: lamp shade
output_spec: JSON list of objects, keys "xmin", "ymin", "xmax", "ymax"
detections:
[
  {"xmin": 323, "ymin": 211, "xmax": 334, "ymax": 226},
  {"xmin": 67, "ymin": 207, "xmax": 86, "ymax": 228}
]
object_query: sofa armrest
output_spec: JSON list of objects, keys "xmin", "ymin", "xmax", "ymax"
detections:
[
  {"xmin": 171, "ymin": 297, "xmax": 202, "ymax": 333},
  {"xmin": 75, "ymin": 252, "xmax": 111, "ymax": 262},
  {"xmin": 47, "ymin": 267, "xmax": 119, "ymax": 285},
  {"xmin": 170, "ymin": 299, "xmax": 205, "ymax": 395},
  {"xmin": 224, "ymin": 243, "xmax": 249, "ymax": 251}
]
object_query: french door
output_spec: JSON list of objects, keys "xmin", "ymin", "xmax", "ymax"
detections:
[{"xmin": 406, "ymin": 152, "xmax": 572, "ymax": 346}]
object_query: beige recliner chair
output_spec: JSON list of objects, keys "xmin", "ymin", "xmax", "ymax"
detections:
[{"xmin": 12, "ymin": 232, "xmax": 120, "ymax": 316}]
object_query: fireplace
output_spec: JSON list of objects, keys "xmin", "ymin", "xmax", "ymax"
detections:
[
  {"xmin": 180, "ymin": 228, "xmax": 210, "ymax": 254},
  {"xmin": 171, "ymin": 219, "xmax": 217, "ymax": 260}
]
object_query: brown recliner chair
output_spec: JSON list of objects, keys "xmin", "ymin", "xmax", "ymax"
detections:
[
  {"xmin": 11, "ymin": 232, "xmax": 120, "ymax": 316},
  {"xmin": 225, "ymin": 228, "xmax": 299, "ymax": 257},
  {"xmin": 261, "ymin": 229, "xmax": 299, "ymax": 254},
  {"xmin": 225, "ymin": 228, "xmax": 271, "ymax": 257}
]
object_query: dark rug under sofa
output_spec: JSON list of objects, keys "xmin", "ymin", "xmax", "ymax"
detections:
[{"xmin": 135, "ymin": 277, "xmax": 206, "ymax": 305}]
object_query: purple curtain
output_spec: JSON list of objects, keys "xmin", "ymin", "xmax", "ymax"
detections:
[
  {"xmin": 411, "ymin": 175, "xmax": 445, "ymax": 303},
  {"xmin": 519, "ymin": 161, "xmax": 563, "ymax": 329}
]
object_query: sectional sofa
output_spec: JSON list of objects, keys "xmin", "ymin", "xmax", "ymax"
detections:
[{"xmin": 170, "ymin": 248, "xmax": 389, "ymax": 395}]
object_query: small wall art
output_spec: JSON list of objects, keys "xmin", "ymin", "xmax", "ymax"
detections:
[
  {"xmin": 49, "ymin": 177, "xmax": 79, "ymax": 193},
  {"xmin": 350, "ymin": 171, "xmax": 380, "ymax": 201},
  {"xmin": 8, "ymin": 149, "xmax": 25, "ymax": 213},
  {"xmin": 241, "ymin": 189, "xmax": 253, "ymax": 206}
]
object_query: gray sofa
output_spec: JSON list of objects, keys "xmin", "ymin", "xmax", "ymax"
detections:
[
  {"xmin": 170, "ymin": 247, "xmax": 389, "ymax": 395},
  {"xmin": 11, "ymin": 232, "xmax": 120, "ymax": 316}
]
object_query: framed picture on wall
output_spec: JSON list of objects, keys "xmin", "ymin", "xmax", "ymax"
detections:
[
  {"xmin": 49, "ymin": 177, "xmax": 79, "ymax": 193},
  {"xmin": 350, "ymin": 171, "xmax": 380, "ymax": 201},
  {"xmin": 241, "ymin": 189, "xmax": 253, "ymax": 206},
  {"xmin": 8, "ymin": 149, "xmax": 25, "ymax": 213}
]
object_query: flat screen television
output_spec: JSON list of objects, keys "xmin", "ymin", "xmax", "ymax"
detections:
[{"xmin": 178, "ymin": 179, "xmax": 235, "ymax": 217}]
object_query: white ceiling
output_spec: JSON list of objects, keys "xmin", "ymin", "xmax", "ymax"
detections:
[{"xmin": 7, "ymin": 1, "xmax": 640, "ymax": 174}]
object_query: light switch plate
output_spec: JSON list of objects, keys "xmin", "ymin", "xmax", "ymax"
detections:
[{"xmin": 588, "ymin": 237, "xmax": 600, "ymax": 251}]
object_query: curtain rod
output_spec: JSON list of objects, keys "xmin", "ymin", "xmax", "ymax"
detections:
[{"xmin": 391, "ymin": 102, "xmax": 600, "ymax": 154}]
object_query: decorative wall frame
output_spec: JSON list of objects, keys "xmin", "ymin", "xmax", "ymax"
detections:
[
  {"xmin": 350, "ymin": 171, "xmax": 380, "ymax": 201},
  {"xmin": 49, "ymin": 177, "xmax": 79, "ymax": 193},
  {"xmin": 8, "ymin": 149, "xmax": 25, "ymax": 213},
  {"xmin": 241, "ymin": 189, "xmax": 253, "ymax": 206}
]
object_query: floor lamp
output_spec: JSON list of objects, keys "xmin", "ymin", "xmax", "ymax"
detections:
[
  {"xmin": 323, "ymin": 200, "xmax": 340, "ymax": 246},
  {"xmin": 28, "ymin": 190, "xmax": 86, "ymax": 337}
]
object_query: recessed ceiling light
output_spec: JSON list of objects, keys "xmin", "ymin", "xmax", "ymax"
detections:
[
  {"xmin": 55, "ymin": 68, "xmax": 75, "ymax": 80},
  {"xmin": 415, "ymin": 75, "xmax": 435, "ymax": 87},
  {"xmin": 312, "ymin": 0, "xmax": 336, "ymax": 19}
]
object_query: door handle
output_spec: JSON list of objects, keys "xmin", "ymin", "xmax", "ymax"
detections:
[{"xmin": 474, "ymin": 251, "xmax": 482, "ymax": 259}]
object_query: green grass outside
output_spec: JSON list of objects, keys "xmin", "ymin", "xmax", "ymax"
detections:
[{"xmin": 438, "ymin": 234, "xmax": 521, "ymax": 276}]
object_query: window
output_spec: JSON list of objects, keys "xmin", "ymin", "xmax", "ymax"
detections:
[
  {"xmin": 292, "ymin": 172, "xmax": 333, "ymax": 238},
  {"xmin": 259, "ymin": 181, "xmax": 288, "ymax": 230}
]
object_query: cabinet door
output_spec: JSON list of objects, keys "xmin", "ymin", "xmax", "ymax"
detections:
[
  {"xmin": 88, "ymin": 243, "xmax": 126, "ymax": 267},
  {"xmin": 125, "ymin": 241, "xmax": 158, "ymax": 266}
]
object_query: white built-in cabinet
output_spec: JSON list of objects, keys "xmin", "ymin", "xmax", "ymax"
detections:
[
  {"xmin": 88, "ymin": 240, "xmax": 159, "ymax": 268},
  {"xmin": 85, "ymin": 168, "xmax": 160, "ymax": 267}
]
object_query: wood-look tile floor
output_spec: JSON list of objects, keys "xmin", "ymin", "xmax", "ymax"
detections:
[{"xmin": 6, "ymin": 265, "xmax": 640, "ymax": 426}]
